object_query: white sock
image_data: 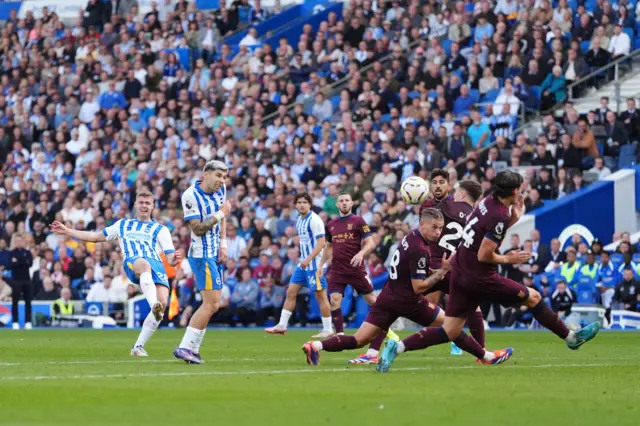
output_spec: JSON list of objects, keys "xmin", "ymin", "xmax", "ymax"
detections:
[
  {"xmin": 278, "ymin": 309, "xmax": 292, "ymax": 328},
  {"xmin": 134, "ymin": 312, "xmax": 160, "ymax": 348},
  {"xmin": 366, "ymin": 348, "xmax": 379, "ymax": 356},
  {"xmin": 194, "ymin": 328, "xmax": 206, "ymax": 354},
  {"xmin": 139, "ymin": 272, "xmax": 157, "ymax": 306},
  {"xmin": 321, "ymin": 316, "xmax": 332, "ymax": 333},
  {"xmin": 396, "ymin": 342, "xmax": 406, "ymax": 353},
  {"xmin": 482, "ymin": 350, "xmax": 495, "ymax": 362},
  {"xmin": 179, "ymin": 326, "xmax": 201, "ymax": 351},
  {"xmin": 565, "ymin": 330, "xmax": 577, "ymax": 344},
  {"xmin": 312, "ymin": 341, "xmax": 323, "ymax": 351}
]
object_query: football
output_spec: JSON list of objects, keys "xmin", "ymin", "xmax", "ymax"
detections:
[{"xmin": 400, "ymin": 176, "xmax": 429, "ymax": 205}]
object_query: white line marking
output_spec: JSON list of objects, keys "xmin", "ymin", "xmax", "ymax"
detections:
[
  {"xmin": 0, "ymin": 363, "xmax": 635, "ymax": 381},
  {"xmin": 0, "ymin": 356, "xmax": 636, "ymax": 367}
]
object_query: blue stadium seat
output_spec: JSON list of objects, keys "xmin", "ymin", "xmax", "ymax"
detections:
[
  {"xmin": 623, "ymin": 28, "xmax": 635, "ymax": 46},
  {"xmin": 469, "ymin": 88, "xmax": 480, "ymax": 103},
  {"xmin": 331, "ymin": 95, "xmax": 340, "ymax": 111},
  {"xmin": 380, "ymin": 114, "xmax": 391, "ymax": 123},
  {"xmin": 611, "ymin": 253, "xmax": 624, "ymax": 267},
  {"xmin": 617, "ymin": 154, "xmax": 636, "ymax": 169},
  {"xmin": 597, "ymin": 143, "xmax": 604, "ymax": 156},
  {"xmin": 408, "ymin": 91, "xmax": 420, "ymax": 99},
  {"xmin": 497, "ymin": 77, "xmax": 504, "ymax": 87},
  {"xmin": 482, "ymin": 88, "xmax": 500, "ymax": 102},
  {"xmin": 249, "ymin": 258, "xmax": 261, "ymax": 269},
  {"xmin": 442, "ymin": 39, "xmax": 453, "ymax": 55},
  {"xmin": 577, "ymin": 277, "xmax": 596, "ymax": 304},
  {"xmin": 632, "ymin": 253, "xmax": 640, "ymax": 263},
  {"xmin": 579, "ymin": 41, "xmax": 591, "ymax": 53},
  {"xmin": 530, "ymin": 85, "xmax": 542, "ymax": 100},
  {"xmin": 428, "ymin": 90, "xmax": 438, "ymax": 100},
  {"xmin": 620, "ymin": 144, "xmax": 637, "ymax": 156}
]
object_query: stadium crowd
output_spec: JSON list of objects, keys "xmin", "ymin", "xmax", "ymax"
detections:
[{"xmin": 0, "ymin": 0, "xmax": 639, "ymax": 327}]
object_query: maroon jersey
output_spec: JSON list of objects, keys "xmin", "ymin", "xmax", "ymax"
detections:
[
  {"xmin": 326, "ymin": 214, "xmax": 371, "ymax": 277},
  {"xmin": 429, "ymin": 199, "xmax": 474, "ymax": 264},
  {"xmin": 384, "ymin": 229, "xmax": 430, "ymax": 302},
  {"xmin": 453, "ymin": 195, "xmax": 511, "ymax": 277}
]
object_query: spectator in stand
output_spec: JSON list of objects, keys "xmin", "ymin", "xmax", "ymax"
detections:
[
  {"xmin": 572, "ymin": 119, "xmax": 599, "ymax": 160},
  {"xmin": 231, "ymin": 268, "xmax": 259, "ymax": 326},
  {"xmin": 614, "ymin": 268, "xmax": 639, "ymax": 311},
  {"xmin": 604, "ymin": 110, "xmax": 629, "ymax": 156},
  {"xmin": 35, "ymin": 277, "xmax": 60, "ymax": 301},
  {"xmin": 619, "ymin": 98, "xmax": 640, "ymax": 143},
  {"xmin": 589, "ymin": 157, "xmax": 613, "ymax": 180},
  {"xmin": 524, "ymin": 188, "xmax": 544, "ymax": 212},
  {"xmin": 551, "ymin": 281, "xmax": 575, "ymax": 318},
  {"xmin": 597, "ymin": 251, "xmax": 619, "ymax": 321},
  {"xmin": 540, "ymin": 66, "xmax": 567, "ymax": 111},
  {"xmin": 468, "ymin": 109, "xmax": 492, "ymax": 148},
  {"xmin": 608, "ymin": 24, "xmax": 631, "ymax": 60}
]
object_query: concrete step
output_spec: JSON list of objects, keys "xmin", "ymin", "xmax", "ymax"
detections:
[{"xmin": 573, "ymin": 70, "xmax": 640, "ymax": 114}]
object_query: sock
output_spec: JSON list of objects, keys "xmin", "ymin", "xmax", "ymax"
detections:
[
  {"xmin": 467, "ymin": 311, "xmax": 486, "ymax": 348},
  {"xmin": 278, "ymin": 309, "xmax": 292, "ymax": 328},
  {"xmin": 530, "ymin": 301, "xmax": 570, "ymax": 339},
  {"xmin": 321, "ymin": 316, "xmax": 332, "ymax": 333},
  {"xmin": 179, "ymin": 326, "xmax": 202, "ymax": 351},
  {"xmin": 331, "ymin": 309, "xmax": 344, "ymax": 334},
  {"xmin": 134, "ymin": 312, "xmax": 160, "ymax": 348},
  {"xmin": 369, "ymin": 331, "xmax": 386, "ymax": 351},
  {"xmin": 396, "ymin": 341, "xmax": 406, "ymax": 353},
  {"xmin": 193, "ymin": 328, "xmax": 206, "ymax": 354},
  {"xmin": 402, "ymin": 327, "xmax": 450, "ymax": 352},
  {"xmin": 319, "ymin": 335, "xmax": 358, "ymax": 352},
  {"xmin": 139, "ymin": 272, "xmax": 157, "ymax": 306},
  {"xmin": 452, "ymin": 332, "xmax": 486, "ymax": 359},
  {"xmin": 482, "ymin": 351, "xmax": 496, "ymax": 362},
  {"xmin": 565, "ymin": 330, "xmax": 577, "ymax": 344}
]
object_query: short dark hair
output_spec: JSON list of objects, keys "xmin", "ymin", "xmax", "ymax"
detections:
[
  {"xmin": 337, "ymin": 191, "xmax": 352, "ymax": 199},
  {"xmin": 293, "ymin": 192, "xmax": 313, "ymax": 205},
  {"xmin": 457, "ymin": 180, "xmax": 483, "ymax": 202},
  {"xmin": 430, "ymin": 168, "xmax": 449, "ymax": 182},
  {"xmin": 420, "ymin": 207, "xmax": 444, "ymax": 222},
  {"xmin": 492, "ymin": 171, "xmax": 524, "ymax": 198}
]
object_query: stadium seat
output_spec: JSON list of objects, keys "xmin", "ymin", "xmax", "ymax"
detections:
[
  {"xmin": 617, "ymin": 154, "xmax": 636, "ymax": 169},
  {"xmin": 469, "ymin": 89, "xmax": 480, "ymax": 104},
  {"xmin": 576, "ymin": 278, "xmax": 596, "ymax": 304},
  {"xmin": 408, "ymin": 91, "xmax": 420, "ymax": 99},
  {"xmin": 331, "ymin": 95, "xmax": 340, "ymax": 111},
  {"xmin": 482, "ymin": 88, "xmax": 500, "ymax": 102},
  {"xmin": 611, "ymin": 253, "xmax": 624, "ymax": 268},
  {"xmin": 442, "ymin": 39, "xmax": 453, "ymax": 55},
  {"xmin": 380, "ymin": 113, "xmax": 391, "ymax": 123},
  {"xmin": 249, "ymin": 258, "xmax": 261, "ymax": 269},
  {"xmin": 579, "ymin": 41, "xmax": 591, "ymax": 53},
  {"xmin": 530, "ymin": 85, "xmax": 542, "ymax": 100},
  {"xmin": 620, "ymin": 144, "xmax": 637, "ymax": 156},
  {"xmin": 623, "ymin": 28, "xmax": 635, "ymax": 46},
  {"xmin": 427, "ymin": 90, "xmax": 438, "ymax": 100},
  {"xmin": 632, "ymin": 253, "xmax": 640, "ymax": 264}
]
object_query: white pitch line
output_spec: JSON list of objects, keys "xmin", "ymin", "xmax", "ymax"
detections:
[
  {"xmin": 0, "ymin": 356, "xmax": 636, "ymax": 367},
  {"xmin": 0, "ymin": 363, "xmax": 635, "ymax": 381}
]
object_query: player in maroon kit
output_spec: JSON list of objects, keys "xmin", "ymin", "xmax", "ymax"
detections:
[
  {"xmin": 378, "ymin": 171, "xmax": 601, "ymax": 372},
  {"xmin": 302, "ymin": 208, "xmax": 507, "ymax": 366},
  {"xmin": 319, "ymin": 192, "xmax": 398, "ymax": 365},
  {"xmin": 419, "ymin": 169, "xmax": 451, "ymax": 214}
]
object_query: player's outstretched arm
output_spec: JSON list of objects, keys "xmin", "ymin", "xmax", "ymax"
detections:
[
  {"xmin": 50, "ymin": 221, "xmax": 107, "ymax": 243},
  {"xmin": 478, "ymin": 237, "xmax": 531, "ymax": 265},
  {"xmin": 188, "ymin": 202, "xmax": 231, "ymax": 236},
  {"xmin": 318, "ymin": 242, "xmax": 332, "ymax": 271},
  {"xmin": 351, "ymin": 235, "xmax": 375, "ymax": 267},
  {"xmin": 301, "ymin": 236, "xmax": 326, "ymax": 269}
]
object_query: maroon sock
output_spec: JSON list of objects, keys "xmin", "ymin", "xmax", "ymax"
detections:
[
  {"xmin": 530, "ymin": 301, "xmax": 570, "ymax": 339},
  {"xmin": 453, "ymin": 332, "xmax": 486, "ymax": 359},
  {"xmin": 402, "ymin": 327, "xmax": 449, "ymax": 352},
  {"xmin": 467, "ymin": 311, "xmax": 486, "ymax": 348},
  {"xmin": 321, "ymin": 335, "xmax": 358, "ymax": 352},
  {"xmin": 369, "ymin": 330, "xmax": 386, "ymax": 351},
  {"xmin": 331, "ymin": 309, "xmax": 344, "ymax": 334}
]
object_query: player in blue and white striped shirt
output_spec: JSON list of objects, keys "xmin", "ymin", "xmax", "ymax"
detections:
[
  {"xmin": 265, "ymin": 192, "xmax": 333, "ymax": 338},
  {"xmin": 51, "ymin": 189, "xmax": 182, "ymax": 356},
  {"xmin": 173, "ymin": 160, "xmax": 231, "ymax": 364}
]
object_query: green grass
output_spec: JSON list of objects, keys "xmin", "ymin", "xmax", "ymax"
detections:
[{"xmin": 1, "ymin": 329, "xmax": 639, "ymax": 426}]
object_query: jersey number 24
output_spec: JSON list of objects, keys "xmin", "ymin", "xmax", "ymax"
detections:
[{"xmin": 439, "ymin": 217, "xmax": 479, "ymax": 252}]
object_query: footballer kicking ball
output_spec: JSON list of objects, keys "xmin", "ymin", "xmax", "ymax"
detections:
[{"xmin": 400, "ymin": 176, "xmax": 429, "ymax": 205}]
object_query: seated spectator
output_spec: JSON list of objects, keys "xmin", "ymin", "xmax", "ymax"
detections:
[
  {"xmin": 571, "ymin": 119, "xmax": 599, "ymax": 160},
  {"xmin": 603, "ymin": 111, "xmax": 629, "ymax": 156},
  {"xmin": 551, "ymin": 281, "xmax": 575, "ymax": 318},
  {"xmin": 467, "ymin": 109, "xmax": 492, "ymax": 148},
  {"xmin": 608, "ymin": 24, "xmax": 631, "ymax": 60},
  {"xmin": 524, "ymin": 188, "xmax": 545, "ymax": 212},
  {"xmin": 614, "ymin": 269, "xmax": 639, "ymax": 311},
  {"xmin": 566, "ymin": 171, "xmax": 587, "ymax": 195},
  {"xmin": 520, "ymin": 59, "xmax": 546, "ymax": 88},
  {"xmin": 540, "ymin": 66, "xmax": 567, "ymax": 111},
  {"xmin": 619, "ymin": 98, "xmax": 640, "ymax": 143},
  {"xmin": 52, "ymin": 288, "xmax": 75, "ymax": 320},
  {"xmin": 479, "ymin": 67, "xmax": 499, "ymax": 95},
  {"xmin": 453, "ymin": 85, "xmax": 476, "ymax": 116},
  {"xmin": 86, "ymin": 275, "xmax": 124, "ymax": 303},
  {"xmin": 597, "ymin": 251, "xmax": 619, "ymax": 320},
  {"xmin": 35, "ymin": 277, "xmax": 59, "ymax": 301},
  {"xmin": 231, "ymin": 268, "xmax": 260, "ymax": 326},
  {"xmin": 589, "ymin": 157, "xmax": 612, "ymax": 180},
  {"xmin": 257, "ymin": 276, "xmax": 285, "ymax": 326},
  {"xmin": 493, "ymin": 82, "xmax": 521, "ymax": 116},
  {"xmin": 372, "ymin": 163, "xmax": 398, "ymax": 195}
]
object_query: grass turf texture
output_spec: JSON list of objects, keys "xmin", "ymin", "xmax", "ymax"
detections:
[{"xmin": 1, "ymin": 330, "xmax": 639, "ymax": 426}]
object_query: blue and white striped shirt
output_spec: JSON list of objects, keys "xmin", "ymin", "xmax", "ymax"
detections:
[
  {"xmin": 296, "ymin": 211, "xmax": 325, "ymax": 272},
  {"xmin": 102, "ymin": 219, "xmax": 174, "ymax": 262},
  {"xmin": 182, "ymin": 181, "xmax": 226, "ymax": 260}
]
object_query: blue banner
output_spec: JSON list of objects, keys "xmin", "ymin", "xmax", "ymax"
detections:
[
  {"xmin": 225, "ymin": 5, "xmax": 303, "ymax": 47},
  {"xmin": 0, "ymin": 301, "xmax": 53, "ymax": 327},
  {"xmin": 195, "ymin": 0, "xmax": 220, "ymax": 10}
]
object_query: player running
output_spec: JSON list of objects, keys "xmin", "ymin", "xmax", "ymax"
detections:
[
  {"xmin": 378, "ymin": 171, "xmax": 601, "ymax": 372},
  {"xmin": 50, "ymin": 190, "xmax": 181, "ymax": 356},
  {"xmin": 319, "ymin": 191, "xmax": 399, "ymax": 365},
  {"xmin": 173, "ymin": 160, "xmax": 230, "ymax": 364},
  {"xmin": 265, "ymin": 192, "xmax": 333, "ymax": 338},
  {"xmin": 302, "ymin": 208, "xmax": 506, "ymax": 366}
]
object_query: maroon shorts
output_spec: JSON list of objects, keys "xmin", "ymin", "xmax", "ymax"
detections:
[
  {"xmin": 328, "ymin": 271, "xmax": 374, "ymax": 296},
  {"xmin": 364, "ymin": 288, "xmax": 441, "ymax": 331},
  {"xmin": 446, "ymin": 269, "xmax": 530, "ymax": 318}
]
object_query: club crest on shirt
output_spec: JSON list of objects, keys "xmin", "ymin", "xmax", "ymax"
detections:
[
  {"xmin": 495, "ymin": 222, "xmax": 504, "ymax": 235},
  {"xmin": 518, "ymin": 290, "xmax": 525, "ymax": 299},
  {"xmin": 418, "ymin": 257, "xmax": 427, "ymax": 269},
  {"xmin": 347, "ymin": 223, "xmax": 353, "ymax": 230}
]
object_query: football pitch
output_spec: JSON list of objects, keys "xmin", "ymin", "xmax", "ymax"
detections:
[{"xmin": 1, "ymin": 329, "xmax": 639, "ymax": 426}]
